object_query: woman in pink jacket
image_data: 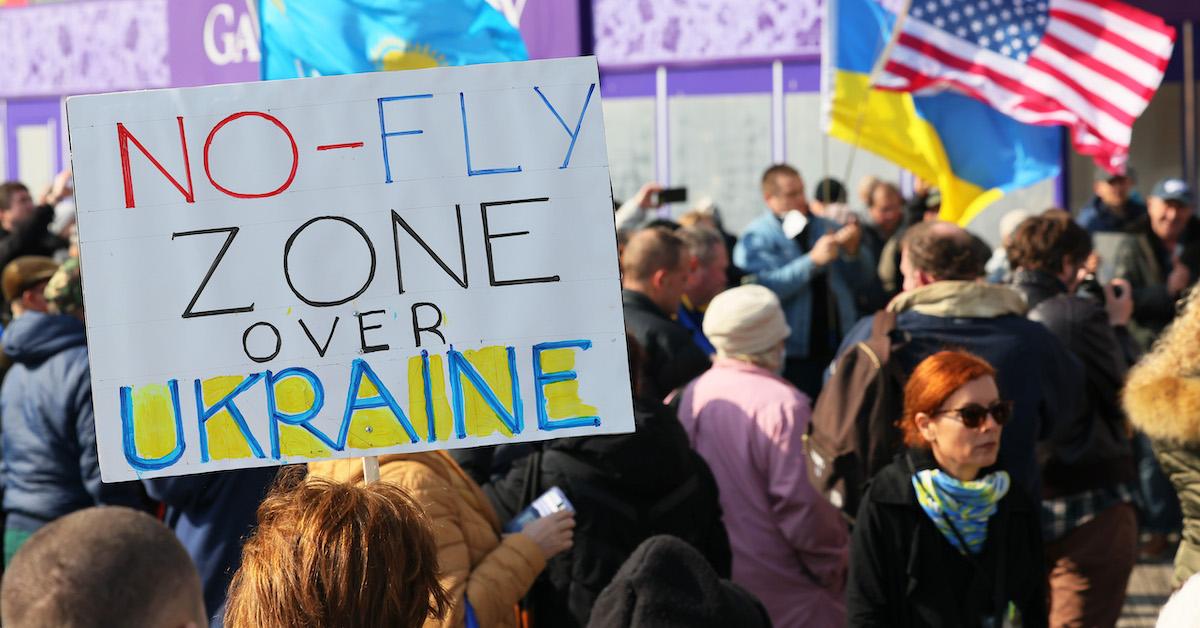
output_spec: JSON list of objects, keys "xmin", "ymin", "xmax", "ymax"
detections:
[{"xmin": 678, "ymin": 284, "xmax": 850, "ymax": 627}]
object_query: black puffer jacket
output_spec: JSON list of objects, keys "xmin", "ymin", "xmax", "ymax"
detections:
[
  {"xmin": 847, "ymin": 449, "xmax": 1047, "ymax": 628},
  {"xmin": 1009, "ymin": 269, "xmax": 1136, "ymax": 497},
  {"xmin": 621, "ymin": 289, "xmax": 711, "ymax": 402},
  {"xmin": 484, "ymin": 399, "xmax": 732, "ymax": 628}
]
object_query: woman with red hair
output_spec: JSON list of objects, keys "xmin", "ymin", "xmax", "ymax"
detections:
[{"xmin": 847, "ymin": 350, "xmax": 1047, "ymax": 628}]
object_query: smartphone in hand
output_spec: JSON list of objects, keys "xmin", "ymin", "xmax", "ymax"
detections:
[{"xmin": 503, "ymin": 486, "xmax": 575, "ymax": 533}]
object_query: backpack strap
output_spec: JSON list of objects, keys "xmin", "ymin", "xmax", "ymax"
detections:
[{"xmin": 868, "ymin": 310, "xmax": 899, "ymax": 361}]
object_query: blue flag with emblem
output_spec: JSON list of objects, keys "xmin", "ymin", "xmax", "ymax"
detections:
[{"xmin": 260, "ymin": 0, "xmax": 528, "ymax": 79}]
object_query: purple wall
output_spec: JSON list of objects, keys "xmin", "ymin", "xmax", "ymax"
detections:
[
  {"xmin": 5, "ymin": 98, "xmax": 62, "ymax": 181},
  {"xmin": 0, "ymin": 0, "xmax": 169, "ymax": 98},
  {"xmin": 519, "ymin": 0, "xmax": 586, "ymax": 59},
  {"xmin": 592, "ymin": 0, "xmax": 822, "ymax": 69},
  {"xmin": 165, "ymin": 0, "xmax": 260, "ymax": 88}
]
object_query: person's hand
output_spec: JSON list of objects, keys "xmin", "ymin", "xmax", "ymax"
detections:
[
  {"xmin": 519, "ymin": 510, "xmax": 575, "ymax": 559},
  {"xmin": 809, "ymin": 234, "xmax": 840, "ymax": 266},
  {"xmin": 41, "ymin": 168, "xmax": 73, "ymax": 206},
  {"xmin": 834, "ymin": 223, "xmax": 862, "ymax": 256},
  {"xmin": 1104, "ymin": 278, "xmax": 1133, "ymax": 327},
  {"xmin": 1167, "ymin": 260, "xmax": 1191, "ymax": 297},
  {"xmin": 632, "ymin": 182, "xmax": 664, "ymax": 209}
]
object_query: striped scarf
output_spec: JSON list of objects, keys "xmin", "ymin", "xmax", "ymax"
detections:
[{"xmin": 912, "ymin": 468, "xmax": 1010, "ymax": 556}]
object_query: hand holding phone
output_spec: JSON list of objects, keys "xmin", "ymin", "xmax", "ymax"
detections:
[{"xmin": 653, "ymin": 187, "xmax": 688, "ymax": 205}]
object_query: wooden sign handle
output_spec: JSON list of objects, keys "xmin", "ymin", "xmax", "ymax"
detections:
[{"xmin": 362, "ymin": 455, "xmax": 381, "ymax": 483}]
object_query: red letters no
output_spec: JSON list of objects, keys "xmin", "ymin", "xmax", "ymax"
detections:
[
  {"xmin": 203, "ymin": 112, "xmax": 299, "ymax": 199},
  {"xmin": 117, "ymin": 117, "xmax": 195, "ymax": 209}
]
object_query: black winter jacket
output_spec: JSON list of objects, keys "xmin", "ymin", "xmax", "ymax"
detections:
[
  {"xmin": 847, "ymin": 449, "xmax": 1047, "ymax": 628},
  {"xmin": 484, "ymin": 399, "xmax": 732, "ymax": 628},
  {"xmin": 1009, "ymin": 269, "xmax": 1136, "ymax": 497},
  {"xmin": 621, "ymin": 289, "xmax": 710, "ymax": 402}
]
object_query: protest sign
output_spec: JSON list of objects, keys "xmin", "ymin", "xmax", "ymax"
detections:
[{"xmin": 66, "ymin": 56, "xmax": 632, "ymax": 482}]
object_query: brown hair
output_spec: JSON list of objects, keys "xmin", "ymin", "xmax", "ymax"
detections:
[
  {"xmin": 899, "ymin": 350, "xmax": 997, "ymax": 448},
  {"xmin": 620, "ymin": 227, "xmax": 687, "ymax": 282},
  {"xmin": 0, "ymin": 182, "xmax": 30, "ymax": 210},
  {"xmin": 760, "ymin": 164, "xmax": 801, "ymax": 196},
  {"xmin": 867, "ymin": 180, "xmax": 902, "ymax": 208},
  {"xmin": 1006, "ymin": 209, "xmax": 1092, "ymax": 275},
  {"xmin": 1, "ymin": 507, "xmax": 204, "ymax": 628},
  {"xmin": 901, "ymin": 221, "xmax": 988, "ymax": 281},
  {"xmin": 224, "ymin": 469, "xmax": 449, "ymax": 628}
]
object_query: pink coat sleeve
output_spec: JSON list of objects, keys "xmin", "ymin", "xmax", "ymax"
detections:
[{"xmin": 762, "ymin": 396, "xmax": 850, "ymax": 591}]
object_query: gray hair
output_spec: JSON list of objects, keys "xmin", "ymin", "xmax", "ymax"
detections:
[{"xmin": 677, "ymin": 225, "xmax": 725, "ymax": 266}]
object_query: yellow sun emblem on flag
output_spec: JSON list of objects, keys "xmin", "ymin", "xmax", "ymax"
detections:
[{"xmin": 371, "ymin": 37, "xmax": 447, "ymax": 71}]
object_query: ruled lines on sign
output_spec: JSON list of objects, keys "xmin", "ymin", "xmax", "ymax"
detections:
[{"xmin": 316, "ymin": 142, "xmax": 365, "ymax": 151}]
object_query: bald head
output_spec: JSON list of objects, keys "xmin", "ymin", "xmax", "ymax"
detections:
[
  {"xmin": 900, "ymin": 220, "xmax": 988, "ymax": 291},
  {"xmin": 2, "ymin": 507, "xmax": 207, "ymax": 628},
  {"xmin": 621, "ymin": 227, "xmax": 691, "ymax": 314}
]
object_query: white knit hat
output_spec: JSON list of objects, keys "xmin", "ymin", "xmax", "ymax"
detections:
[{"xmin": 702, "ymin": 285, "xmax": 791, "ymax": 356}]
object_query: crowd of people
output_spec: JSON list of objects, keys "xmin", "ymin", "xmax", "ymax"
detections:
[{"xmin": 0, "ymin": 160, "xmax": 1199, "ymax": 627}]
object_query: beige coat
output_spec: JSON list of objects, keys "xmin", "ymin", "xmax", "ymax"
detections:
[{"xmin": 310, "ymin": 452, "xmax": 545, "ymax": 628}]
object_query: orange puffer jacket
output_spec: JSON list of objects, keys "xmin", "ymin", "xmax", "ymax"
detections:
[{"xmin": 309, "ymin": 452, "xmax": 546, "ymax": 628}]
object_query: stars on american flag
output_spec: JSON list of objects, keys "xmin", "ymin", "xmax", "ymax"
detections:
[{"xmin": 910, "ymin": 0, "xmax": 1050, "ymax": 63}]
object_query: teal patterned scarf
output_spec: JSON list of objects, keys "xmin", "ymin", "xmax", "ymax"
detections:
[{"xmin": 912, "ymin": 468, "xmax": 1010, "ymax": 555}]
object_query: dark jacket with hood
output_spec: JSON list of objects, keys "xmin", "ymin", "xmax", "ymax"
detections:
[
  {"xmin": 1076, "ymin": 195, "xmax": 1146, "ymax": 234},
  {"xmin": 1009, "ymin": 269, "xmax": 1136, "ymax": 497},
  {"xmin": 1, "ymin": 312, "xmax": 143, "ymax": 532},
  {"xmin": 587, "ymin": 535, "xmax": 770, "ymax": 628},
  {"xmin": 835, "ymin": 282, "xmax": 1083, "ymax": 498},
  {"xmin": 484, "ymin": 398, "xmax": 732, "ymax": 628},
  {"xmin": 622, "ymin": 289, "xmax": 711, "ymax": 402},
  {"xmin": 143, "ymin": 468, "xmax": 279, "ymax": 625},
  {"xmin": 847, "ymin": 448, "xmax": 1047, "ymax": 628}
]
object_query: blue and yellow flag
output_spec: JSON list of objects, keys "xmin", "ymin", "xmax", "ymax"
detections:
[
  {"xmin": 260, "ymin": 0, "xmax": 528, "ymax": 79},
  {"xmin": 824, "ymin": 0, "xmax": 1061, "ymax": 225}
]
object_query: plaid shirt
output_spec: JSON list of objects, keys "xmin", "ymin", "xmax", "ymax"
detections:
[{"xmin": 1040, "ymin": 483, "xmax": 1137, "ymax": 542}]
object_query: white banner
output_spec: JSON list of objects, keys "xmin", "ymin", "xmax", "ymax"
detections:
[{"xmin": 66, "ymin": 56, "xmax": 632, "ymax": 481}]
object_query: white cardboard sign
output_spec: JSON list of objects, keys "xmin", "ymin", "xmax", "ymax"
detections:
[{"xmin": 66, "ymin": 57, "xmax": 632, "ymax": 482}]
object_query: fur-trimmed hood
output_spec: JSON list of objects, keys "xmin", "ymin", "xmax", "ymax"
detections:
[{"xmin": 1125, "ymin": 370, "xmax": 1200, "ymax": 446}]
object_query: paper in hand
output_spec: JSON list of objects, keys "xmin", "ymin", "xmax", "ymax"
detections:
[{"xmin": 782, "ymin": 209, "xmax": 809, "ymax": 239}]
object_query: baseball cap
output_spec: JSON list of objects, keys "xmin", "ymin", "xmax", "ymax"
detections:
[
  {"xmin": 1151, "ymin": 178, "xmax": 1195, "ymax": 206},
  {"xmin": 2, "ymin": 256, "xmax": 59, "ymax": 303}
]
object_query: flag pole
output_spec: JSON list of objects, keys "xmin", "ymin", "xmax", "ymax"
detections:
[
  {"xmin": 841, "ymin": 0, "xmax": 914, "ymax": 187},
  {"xmin": 362, "ymin": 455, "xmax": 381, "ymax": 483}
]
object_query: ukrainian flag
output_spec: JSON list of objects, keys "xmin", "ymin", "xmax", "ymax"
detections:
[
  {"xmin": 260, "ymin": 0, "xmax": 528, "ymax": 79},
  {"xmin": 824, "ymin": 0, "xmax": 1061, "ymax": 225}
]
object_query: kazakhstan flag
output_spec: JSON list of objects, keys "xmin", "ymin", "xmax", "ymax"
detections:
[
  {"xmin": 824, "ymin": 0, "xmax": 1060, "ymax": 225},
  {"xmin": 260, "ymin": 0, "xmax": 528, "ymax": 79}
]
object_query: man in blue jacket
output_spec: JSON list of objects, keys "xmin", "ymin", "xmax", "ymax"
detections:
[
  {"xmin": 734, "ymin": 164, "xmax": 876, "ymax": 399},
  {"xmin": 0, "ymin": 256, "xmax": 144, "ymax": 564}
]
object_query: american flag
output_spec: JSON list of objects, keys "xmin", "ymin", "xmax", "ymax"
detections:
[{"xmin": 874, "ymin": 0, "xmax": 1175, "ymax": 173}]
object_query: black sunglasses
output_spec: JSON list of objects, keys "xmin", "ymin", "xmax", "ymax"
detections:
[{"xmin": 934, "ymin": 400, "xmax": 1013, "ymax": 428}]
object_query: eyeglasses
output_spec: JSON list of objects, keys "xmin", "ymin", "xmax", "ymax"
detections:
[{"xmin": 933, "ymin": 400, "xmax": 1013, "ymax": 428}]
